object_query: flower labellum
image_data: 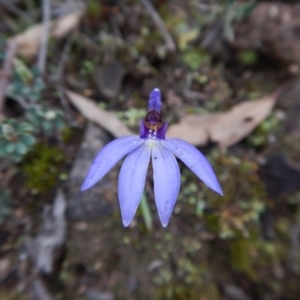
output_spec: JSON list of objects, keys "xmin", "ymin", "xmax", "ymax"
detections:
[{"xmin": 81, "ymin": 88, "xmax": 223, "ymax": 227}]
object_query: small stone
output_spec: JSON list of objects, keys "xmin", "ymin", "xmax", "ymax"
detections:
[
  {"xmin": 223, "ymin": 284, "xmax": 251, "ymax": 300},
  {"xmin": 74, "ymin": 222, "xmax": 88, "ymax": 231},
  {"xmin": 147, "ymin": 259, "xmax": 163, "ymax": 272},
  {"xmin": 95, "ymin": 62, "xmax": 125, "ymax": 99},
  {"xmin": 0, "ymin": 259, "xmax": 10, "ymax": 278},
  {"xmin": 85, "ymin": 289, "xmax": 114, "ymax": 300}
]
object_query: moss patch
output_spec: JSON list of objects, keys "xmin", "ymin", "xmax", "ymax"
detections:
[{"xmin": 22, "ymin": 143, "xmax": 65, "ymax": 194}]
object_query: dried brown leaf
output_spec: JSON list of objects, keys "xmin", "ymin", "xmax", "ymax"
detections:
[
  {"xmin": 10, "ymin": 9, "xmax": 84, "ymax": 58},
  {"xmin": 66, "ymin": 90, "xmax": 133, "ymax": 137},
  {"xmin": 167, "ymin": 91, "xmax": 281, "ymax": 147}
]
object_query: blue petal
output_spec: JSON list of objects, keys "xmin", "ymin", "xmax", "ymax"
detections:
[
  {"xmin": 152, "ymin": 142, "xmax": 180, "ymax": 227},
  {"xmin": 118, "ymin": 143, "xmax": 151, "ymax": 226},
  {"xmin": 162, "ymin": 138, "xmax": 223, "ymax": 195},
  {"xmin": 81, "ymin": 136, "xmax": 144, "ymax": 191},
  {"xmin": 148, "ymin": 88, "xmax": 162, "ymax": 112}
]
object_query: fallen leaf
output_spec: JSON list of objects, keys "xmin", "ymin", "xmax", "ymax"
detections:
[
  {"xmin": 10, "ymin": 9, "xmax": 84, "ymax": 58},
  {"xmin": 167, "ymin": 88, "xmax": 285, "ymax": 147},
  {"xmin": 167, "ymin": 113, "xmax": 220, "ymax": 146},
  {"xmin": 66, "ymin": 90, "xmax": 133, "ymax": 137}
]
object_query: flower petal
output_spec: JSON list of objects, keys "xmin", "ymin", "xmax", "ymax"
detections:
[
  {"xmin": 118, "ymin": 143, "xmax": 151, "ymax": 226},
  {"xmin": 152, "ymin": 142, "xmax": 180, "ymax": 227},
  {"xmin": 81, "ymin": 136, "xmax": 144, "ymax": 191},
  {"xmin": 148, "ymin": 88, "xmax": 162, "ymax": 112},
  {"xmin": 162, "ymin": 138, "xmax": 223, "ymax": 195}
]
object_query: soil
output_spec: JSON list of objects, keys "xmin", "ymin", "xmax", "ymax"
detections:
[{"xmin": 1, "ymin": 1, "xmax": 300, "ymax": 300}]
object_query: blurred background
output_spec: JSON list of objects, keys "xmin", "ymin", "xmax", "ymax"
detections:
[{"xmin": 0, "ymin": 0, "xmax": 300, "ymax": 299}]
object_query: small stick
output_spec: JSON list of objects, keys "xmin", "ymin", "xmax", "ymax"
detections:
[
  {"xmin": 0, "ymin": 0, "xmax": 31, "ymax": 21},
  {"xmin": 51, "ymin": 37, "xmax": 74, "ymax": 123},
  {"xmin": 0, "ymin": 39, "xmax": 18, "ymax": 120},
  {"xmin": 140, "ymin": 0, "xmax": 176, "ymax": 52},
  {"xmin": 52, "ymin": 36, "xmax": 72, "ymax": 82},
  {"xmin": 38, "ymin": 0, "xmax": 51, "ymax": 75}
]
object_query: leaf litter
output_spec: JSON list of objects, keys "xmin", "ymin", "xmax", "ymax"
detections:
[{"xmin": 167, "ymin": 84, "xmax": 288, "ymax": 147}]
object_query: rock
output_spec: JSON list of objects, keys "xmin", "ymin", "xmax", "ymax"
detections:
[
  {"xmin": 66, "ymin": 123, "xmax": 115, "ymax": 221},
  {"xmin": 258, "ymin": 154, "xmax": 300, "ymax": 199},
  {"xmin": 95, "ymin": 62, "xmax": 125, "ymax": 99},
  {"xmin": 0, "ymin": 258, "xmax": 10, "ymax": 279},
  {"xmin": 231, "ymin": 3, "xmax": 300, "ymax": 65},
  {"xmin": 147, "ymin": 259, "xmax": 163, "ymax": 272},
  {"xmin": 85, "ymin": 289, "xmax": 114, "ymax": 300},
  {"xmin": 223, "ymin": 284, "xmax": 251, "ymax": 300}
]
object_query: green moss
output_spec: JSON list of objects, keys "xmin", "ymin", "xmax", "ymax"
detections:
[
  {"xmin": 86, "ymin": 0, "xmax": 102, "ymax": 19},
  {"xmin": 228, "ymin": 228, "xmax": 285, "ymax": 282},
  {"xmin": 61, "ymin": 126, "xmax": 72, "ymax": 143},
  {"xmin": 0, "ymin": 291, "xmax": 28, "ymax": 300},
  {"xmin": 22, "ymin": 143, "xmax": 65, "ymax": 194},
  {"xmin": 238, "ymin": 50, "xmax": 258, "ymax": 65},
  {"xmin": 183, "ymin": 49, "xmax": 210, "ymax": 70},
  {"xmin": 156, "ymin": 283, "xmax": 219, "ymax": 300},
  {"xmin": 156, "ymin": 285, "xmax": 199, "ymax": 300},
  {"xmin": 246, "ymin": 114, "xmax": 280, "ymax": 148},
  {"xmin": 178, "ymin": 151, "xmax": 267, "ymax": 239},
  {"xmin": 204, "ymin": 152, "xmax": 267, "ymax": 238},
  {"xmin": 229, "ymin": 232, "xmax": 258, "ymax": 279}
]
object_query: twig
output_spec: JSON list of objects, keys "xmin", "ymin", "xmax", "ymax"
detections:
[
  {"xmin": 109, "ymin": 13, "xmax": 123, "ymax": 39},
  {"xmin": 57, "ymin": 86, "xmax": 76, "ymax": 126},
  {"xmin": 51, "ymin": 1, "xmax": 85, "ymax": 17},
  {"xmin": 0, "ymin": 0, "xmax": 31, "ymax": 21},
  {"xmin": 0, "ymin": 39, "xmax": 18, "ymax": 121},
  {"xmin": 52, "ymin": 36, "xmax": 72, "ymax": 83},
  {"xmin": 140, "ymin": 0, "xmax": 176, "ymax": 52},
  {"xmin": 38, "ymin": 0, "xmax": 51, "ymax": 75},
  {"xmin": 51, "ymin": 37, "xmax": 75, "ymax": 124}
]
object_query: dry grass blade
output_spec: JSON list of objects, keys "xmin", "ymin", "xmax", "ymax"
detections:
[
  {"xmin": 37, "ymin": 0, "xmax": 51, "ymax": 74},
  {"xmin": 66, "ymin": 90, "xmax": 133, "ymax": 137},
  {"xmin": 140, "ymin": 0, "xmax": 176, "ymax": 52}
]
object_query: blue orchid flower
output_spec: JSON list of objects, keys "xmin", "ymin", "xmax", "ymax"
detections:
[{"xmin": 81, "ymin": 88, "xmax": 223, "ymax": 227}]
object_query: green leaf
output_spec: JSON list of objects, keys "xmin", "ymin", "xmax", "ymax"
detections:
[
  {"xmin": 11, "ymin": 153, "xmax": 22, "ymax": 163},
  {"xmin": 55, "ymin": 119, "xmax": 65, "ymax": 129},
  {"xmin": 42, "ymin": 121, "xmax": 53, "ymax": 134},
  {"xmin": 20, "ymin": 134, "xmax": 35, "ymax": 146},
  {"xmin": 34, "ymin": 78, "xmax": 45, "ymax": 91},
  {"xmin": 0, "ymin": 143, "xmax": 6, "ymax": 155},
  {"xmin": 16, "ymin": 142, "xmax": 27, "ymax": 155},
  {"xmin": 12, "ymin": 58, "xmax": 33, "ymax": 83},
  {"xmin": 234, "ymin": 2, "xmax": 257, "ymax": 19},
  {"xmin": 0, "ymin": 189, "xmax": 11, "ymax": 224},
  {"xmin": 18, "ymin": 122, "xmax": 33, "ymax": 132},
  {"xmin": 6, "ymin": 143, "xmax": 16, "ymax": 153},
  {"xmin": 29, "ymin": 91, "xmax": 40, "ymax": 102}
]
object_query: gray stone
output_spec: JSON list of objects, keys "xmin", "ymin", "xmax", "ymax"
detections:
[
  {"xmin": 66, "ymin": 123, "xmax": 116, "ymax": 221},
  {"xmin": 223, "ymin": 284, "xmax": 251, "ymax": 300},
  {"xmin": 95, "ymin": 62, "xmax": 125, "ymax": 99}
]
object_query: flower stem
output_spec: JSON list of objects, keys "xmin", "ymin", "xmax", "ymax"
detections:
[{"xmin": 140, "ymin": 192, "xmax": 152, "ymax": 231}]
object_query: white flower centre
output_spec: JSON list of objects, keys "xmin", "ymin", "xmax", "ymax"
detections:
[
  {"xmin": 147, "ymin": 129, "xmax": 158, "ymax": 139},
  {"xmin": 145, "ymin": 137, "xmax": 159, "ymax": 148}
]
